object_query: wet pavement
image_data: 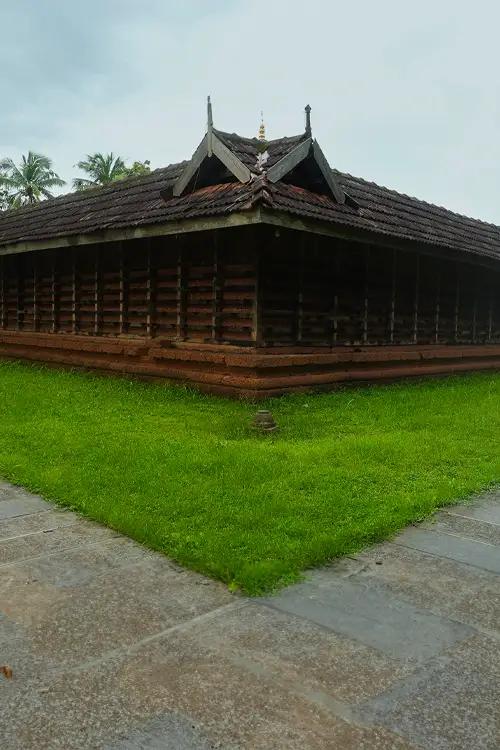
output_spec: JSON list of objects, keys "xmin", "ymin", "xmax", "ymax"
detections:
[{"xmin": 0, "ymin": 480, "xmax": 498, "ymax": 749}]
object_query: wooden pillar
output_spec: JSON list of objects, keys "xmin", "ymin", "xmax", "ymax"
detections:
[
  {"xmin": 472, "ymin": 267, "xmax": 478, "ymax": 343},
  {"xmin": 211, "ymin": 232, "xmax": 223, "ymax": 342},
  {"xmin": 330, "ymin": 247, "xmax": 339, "ymax": 346},
  {"xmin": 252, "ymin": 243, "xmax": 263, "ymax": 347},
  {"xmin": 71, "ymin": 248, "xmax": 78, "ymax": 334},
  {"xmin": 16, "ymin": 256, "xmax": 23, "ymax": 331},
  {"xmin": 33, "ymin": 254, "xmax": 39, "ymax": 332},
  {"xmin": 488, "ymin": 283, "xmax": 493, "ymax": 343},
  {"xmin": 51, "ymin": 253, "xmax": 58, "ymax": 333},
  {"xmin": 94, "ymin": 246, "xmax": 101, "ymax": 336},
  {"xmin": 412, "ymin": 254, "xmax": 420, "ymax": 344},
  {"xmin": 292, "ymin": 235, "xmax": 305, "ymax": 345},
  {"xmin": 362, "ymin": 246, "xmax": 369, "ymax": 344},
  {"xmin": 176, "ymin": 238, "xmax": 187, "ymax": 340},
  {"xmin": 434, "ymin": 267, "xmax": 441, "ymax": 344},
  {"xmin": 454, "ymin": 265, "xmax": 460, "ymax": 343},
  {"xmin": 146, "ymin": 239, "xmax": 156, "ymax": 338},
  {"xmin": 0, "ymin": 256, "xmax": 5, "ymax": 330},
  {"xmin": 119, "ymin": 242, "xmax": 128, "ymax": 335},
  {"xmin": 389, "ymin": 249, "xmax": 396, "ymax": 344}
]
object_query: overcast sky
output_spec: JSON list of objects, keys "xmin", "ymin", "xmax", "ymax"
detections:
[{"xmin": 1, "ymin": 0, "xmax": 499, "ymax": 222}]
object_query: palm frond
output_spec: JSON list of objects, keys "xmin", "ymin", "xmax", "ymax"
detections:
[{"xmin": 0, "ymin": 151, "xmax": 65, "ymax": 207}]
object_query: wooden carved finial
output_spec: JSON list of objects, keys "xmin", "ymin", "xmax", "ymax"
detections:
[
  {"xmin": 305, "ymin": 104, "xmax": 312, "ymax": 137},
  {"xmin": 207, "ymin": 95, "xmax": 214, "ymax": 156},
  {"xmin": 207, "ymin": 95, "xmax": 213, "ymax": 131},
  {"xmin": 258, "ymin": 110, "xmax": 266, "ymax": 141}
]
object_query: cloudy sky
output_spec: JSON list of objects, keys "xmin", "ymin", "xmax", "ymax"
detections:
[{"xmin": 1, "ymin": 0, "xmax": 499, "ymax": 222}]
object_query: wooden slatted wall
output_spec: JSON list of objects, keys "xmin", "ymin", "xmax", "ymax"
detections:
[
  {"xmin": 260, "ymin": 228, "xmax": 500, "ymax": 347},
  {"xmin": 0, "ymin": 228, "xmax": 257, "ymax": 345}
]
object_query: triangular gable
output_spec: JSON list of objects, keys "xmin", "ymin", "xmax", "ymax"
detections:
[
  {"xmin": 166, "ymin": 100, "xmax": 357, "ymax": 207},
  {"xmin": 170, "ymin": 98, "xmax": 252, "ymax": 198}
]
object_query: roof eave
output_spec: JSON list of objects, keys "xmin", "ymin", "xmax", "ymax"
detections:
[{"xmin": 0, "ymin": 208, "xmax": 265, "ymax": 257}]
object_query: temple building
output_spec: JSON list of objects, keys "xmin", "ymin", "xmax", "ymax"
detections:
[{"xmin": 1, "ymin": 101, "xmax": 500, "ymax": 397}]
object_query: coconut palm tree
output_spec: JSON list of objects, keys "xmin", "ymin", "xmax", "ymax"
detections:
[
  {"xmin": 72, "ymin": 153, "xmax": 128, "ymax": 191},
  {"xmin": 0, "ymin": 172, "xmax": 10, "ymax": 210},
  {"xmin": 0, "ymin": 152, "xmax": 65, "ymax": 206}
]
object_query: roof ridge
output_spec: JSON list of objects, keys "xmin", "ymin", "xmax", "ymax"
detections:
[{"xmin": 214, "ymin": 128, "xmax": 307, "ymax": 147}]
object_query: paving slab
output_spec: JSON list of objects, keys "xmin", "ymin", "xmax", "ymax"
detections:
[
  {"xmin": 0, "ymin": 482, "xmax": 499, "ymax": 749},
  {"xmin": 422, "ymin": 511, "xmax": 500, "ymax": 545},
  {"xmin": 392, "ymin": 527, "xmax": 500, "ymax": 574},
  {"xmin": 260, "ymin": 576, "xmax": 472, "ymax": 661},
  {"xmin": 360, "ymin": 633, "xmax": 500, "ymax": 750},
  {"xmin": 0, "ymin": 492, "xmax": 51, "ymax": 520},
  {"xmin": 343, "ymin": 542, "xmax": 500, "ymax": 634},
  {"xmin": 445, "ymin": 492, "xmax": 500, "ymax": 525}
]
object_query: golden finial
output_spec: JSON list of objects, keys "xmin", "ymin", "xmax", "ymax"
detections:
[{"xmin": 258, "ymin": 111, "xmax": 266, "ymax": 141}]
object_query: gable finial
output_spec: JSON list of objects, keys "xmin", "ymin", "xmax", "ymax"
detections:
[
  {"xmin": 207, "ymin": 95, "xmax": 213, "ymax": 131},
  {"xmin": 258, "ymin": 110, "xmax": 266, "ymax": 141},
  {"xmin": 207, "ymin": 95, "xmax": 214, "ymax": 156},
  {"xmin": 305, "ymin": 104, "xmax": 312, "ymax": 137}
]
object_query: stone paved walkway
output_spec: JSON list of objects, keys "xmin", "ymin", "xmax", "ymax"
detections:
[{"xmin": 0, "ymin": 480, "xmax": 499, "ymax": 749}]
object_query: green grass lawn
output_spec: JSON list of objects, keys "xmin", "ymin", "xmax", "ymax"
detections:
[{"xmin": 0, "ymin": 361, "xmax": 499, "ymax": 594}]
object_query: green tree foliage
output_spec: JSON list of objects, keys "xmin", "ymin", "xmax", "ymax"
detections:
[
  {"xmin": 73, "ymin": 154, "xmax": 151, "ymax": 191},
  {"xmin": 125, "ymin": 160, "xmax": 151, "ymax": 177},
  {"xmin": 72, "ymin": 152, "xmax": 127, "ymax": 190},
  {"xmin": 0, "ymin": 152, "xmax": 65, "ymax": 207},
  {"xmin": 0, "ymin": 184, "xmax": 11, "ymax": 211}
]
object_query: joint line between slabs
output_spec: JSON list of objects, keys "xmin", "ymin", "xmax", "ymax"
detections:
[
  {"xmin": 389, "ymin": 541, "xmax": 498, "ymax": 574},
  {"xmin": 415, "ymin": 526, "xmax": 498, "ymax": 547},
  {"xmin": 0, "ymin": 533, "xmax": 124, "ymax": 569},
  {"xmin": 41, "ymin": 600, "xmax": 250, "ymax": 679},
  {"xmin": 0, "ymin": 520, "xmax": 81, "ymax": 543},
  {"xmin": 443, "ymin": 509, "xmax": 500, "ymax": 528},
  {"xmin": 0, "ymin": 508, "xmax": 52, "ymax": 522}
]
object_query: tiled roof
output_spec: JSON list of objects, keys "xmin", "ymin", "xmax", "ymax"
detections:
[
  {"xmin": 1, "ymin": 132, "xmax": 499, "ymax": 263},
  {"xmin": 214, "ymin": 130, "xmax": 308, "ymax": 172}
]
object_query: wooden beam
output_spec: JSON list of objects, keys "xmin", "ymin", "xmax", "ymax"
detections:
[
  {"xmin": 3, "ymin": 205, "xmax": 500, "ymax": 278},
  {"xmin": 212, "ymin": 135, "xmax": 252, "ymax": 184},
  {"xmin": 312, "ymin": 140, "xmax": 345, "ymax": 204},
  {"xmin": 171, "ymin": 135, "xmax": 209, "ymax": 197},
  {"xmin": 266, "ymin": 138, "xmax": 312, "ymax": 183},
  {"xmin": 0, "ymin": 208, "xmax": 264, "ymax": 258},
  {"xmin": 256, "ymin": 209, "xmax": 500, "ymax": 271}
]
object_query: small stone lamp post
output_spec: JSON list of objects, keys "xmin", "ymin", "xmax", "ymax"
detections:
[{"xmin": 252, "ymin": 409, "xmax": 278, "ymax": 433}]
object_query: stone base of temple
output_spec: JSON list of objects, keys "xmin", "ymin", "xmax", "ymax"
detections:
[{"xmin": 1, "ymin": 330, "xmax": 500, "ymax": 398}]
